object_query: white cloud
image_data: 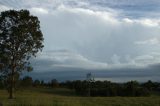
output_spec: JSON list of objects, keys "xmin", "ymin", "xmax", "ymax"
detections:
[
  {"xmin": 0, "ymin": 4, "xmax": 11, "ymax": 12},
  {"xmin": 123, "ymin": 18, "xmax": 134, "ymax": 24},
  {"xmin": 135, "ymin": 38, "xmax": 160, "ymax": 45},
  {"xmin": 30, "ymin": 7, "xmax": 49, "ymax": 14},
  {"xmin": 33, "ymin": 50, "xmax": 108, "ymax": 71},
  {"xmin": 134, "ymin": 55, "xmax": 154, "ymax": 64},
  {"xmin": 123, "ymin": 18, "xmax": 160, "ymax": 27},
  {"xmin": 111, "ymin": 54, "xmax": 121, "ymax": 64},
  {"xmin": 127, "ymin": 52, "xmax": 160, "ymax": 66},
  {"xmin": 31, "ymin": 50, "xmax": 160, "ymax": 72},
  {"xmin": 135, "ymin": 19, "xmax": 160, "ymax": 27},
  {"xmin": 55, "ymin": 5, "xmax": 119, "ymax": 25},
  {"xmin": 35, "ymin": 5, "xmax": 160, "ymax": 66}
]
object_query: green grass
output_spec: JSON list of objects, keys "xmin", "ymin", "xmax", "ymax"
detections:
[{"xmin": 0, "ymin": 88, "xmax": 160, "ymax": 106}]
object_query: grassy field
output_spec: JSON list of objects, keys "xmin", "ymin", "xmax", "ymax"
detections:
[{"xmin": 0, "ymin": 88, "xmax": 160, "ymax": 106}]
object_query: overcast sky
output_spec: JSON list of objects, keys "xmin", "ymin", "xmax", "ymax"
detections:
[{"xmin": 0, "ymin": 0, "xmax": 160, "ymax": 82}]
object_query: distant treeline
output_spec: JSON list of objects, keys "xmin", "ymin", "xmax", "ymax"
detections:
[
  {"xmin": 0, "ymin": 76, "xmax": 160, "ymax": 97},
  {"xmin": 63, "ymin": 80, "xmax": 160, "ymax": 97},
  {"xmin": 0, "ymin": 76, "xmax": 60, "ymax": 89}
]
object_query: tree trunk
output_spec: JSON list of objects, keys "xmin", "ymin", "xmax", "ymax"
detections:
[
  {"xmin": 9, "ymin": 67, "xmax": 15, "ymax": 99},
  {"xmin": 9, "ymin": 84, "xmax": 13, "ymax": 99}
]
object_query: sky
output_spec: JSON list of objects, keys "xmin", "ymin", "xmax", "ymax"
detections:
[{"xmin": 0, "ymin": 0, "xmax": 160, "ymax": 82}]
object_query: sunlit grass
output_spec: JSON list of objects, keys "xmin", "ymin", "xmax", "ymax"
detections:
[{"xmin": 0, "ymin": 88, "xmax": 160, "ymax": 106}]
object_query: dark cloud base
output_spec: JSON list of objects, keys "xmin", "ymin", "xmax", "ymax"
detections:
[{"xmin": 23, "ymin": 65, "xmax": 160, "ymax": 82}]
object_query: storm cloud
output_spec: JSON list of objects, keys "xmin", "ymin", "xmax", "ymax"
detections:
[{"xmin": 0, "ymin": 0, "xmax": 160, "ymax": 82}]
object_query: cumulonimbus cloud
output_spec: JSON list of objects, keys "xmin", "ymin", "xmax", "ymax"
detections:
[{"xmin": 1, "ymin": 0, "xmax": 160, "ymax": 82}]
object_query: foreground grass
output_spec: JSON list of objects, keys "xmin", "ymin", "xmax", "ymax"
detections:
[{"xmin": 0, "ymin": 88, "xmax": 160, "ymax": 106}]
